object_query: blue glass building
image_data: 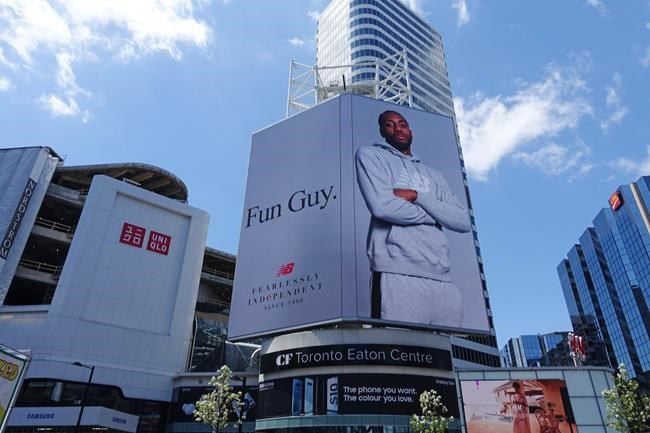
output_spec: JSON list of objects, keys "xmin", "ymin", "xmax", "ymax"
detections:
[
  {"xmin": 558, "ymin": 176, "xmax": 650, "ymax": 385},
  {"xmin": 500, "ymin": 332, "xmax": 571, "ymax": 367}
]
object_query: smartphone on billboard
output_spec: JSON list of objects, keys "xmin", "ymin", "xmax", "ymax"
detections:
[
  {"xmin": 326, "ymin": 376, "xmax": 338, "ymax": 414},
  {"xmin": 304, "ymin": 378, "xmax": 314, "ymax": 415},
  {"xmin": 292, "ymin": 378, "xmax": 303, "ymax": 416}
]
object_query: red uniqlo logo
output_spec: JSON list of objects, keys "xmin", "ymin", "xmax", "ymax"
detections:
[
  {"xmin": 147, "ymin": 230, "xmax": 172, "ymax": 256},
  {"xmin": 276, "ymin": 262, "xmax": 295, "ymax": 276},
  {"xmin": 119, "ymin": 223, "xmax": 145, "ymax": 248}
]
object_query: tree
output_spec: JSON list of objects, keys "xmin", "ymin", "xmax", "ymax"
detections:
[
  {"xmin": 410, "ymin": 389, "xmax": 454, "ymax": 433},
  {"xmin": 194, "ymin": 365, "xmax": 242, "ymax": 433},
  {"xmin": 602, "ymin": 363, "xmax": 650, "ymax": 433}
]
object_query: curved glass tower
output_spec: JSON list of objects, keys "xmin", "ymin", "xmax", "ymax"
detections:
[{"xmin": 317, "ymin": 0, "xmax": 455, "ymax": 117}]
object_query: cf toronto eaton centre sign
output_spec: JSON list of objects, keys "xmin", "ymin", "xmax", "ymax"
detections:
[{"xmin": 260, "ymin": 344, "xmax": 452, "ymax": 374}]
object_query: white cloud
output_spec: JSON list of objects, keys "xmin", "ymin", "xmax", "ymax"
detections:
[
  {"xmin": 455, "ymin": 60, "xmax": 593, "ymax": 181},
  {"xmin": 610, "ymin": 146, "xmax": 650, "ymax": 178},
  {"xmin": 38, "ymin": 93, "xmax": 78, "ymax": 116},
  {"xmin": 641, "ymin": 47, "xmax": 650, "ymax": 67},
  {"xmin": 451, "ymin": 0, "xmax": 470, "ymax": 26},
  {"xmin": 586, "ymin": 0, "xmax": 608, "ymax": 15},
  {"xmin": 0, "ymin": 76, "xmax": 11, "ymax": 91},
  {"xmin": 0, "ymin": 0, "xmax": 212, "ymax": 120},
  {"xmin": 289, "ymin": 37, "xmax": 305, "ymax": 47},
  {"xmin": 600, "ymin": 72, "xmax": 628, "ymax": 131},
  {"xmin": 646, "ymin": 22, "xmax": 650, "ymax": 30},
  {"xmin": 399, "ymin": 0, "xmax": 424, "ymax": 15},
  {"xmin": 308, "ymin": 10, "xmax": 320, "ymax": 21},
  {"xmin": 512, "ymin": 141, "xmax": 593, "ymax": 179}
]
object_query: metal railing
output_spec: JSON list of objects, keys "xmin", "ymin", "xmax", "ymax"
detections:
[
  {"xmin": 19, "ymin": 259, "xmax": 62, "ymax": 276},
  {"xmin": 201, "ymin": 266, "xmax": 234, "ymax": 280},
  {"xmin": 34, "ymin": 217, "xmax": 75, "ymax": 234},
  {"xmin": 196, "ymin": 295, "xmax": 231, "ymax": 309}
]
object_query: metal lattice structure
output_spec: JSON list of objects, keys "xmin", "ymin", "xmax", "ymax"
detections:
[{"xmin": 286, "ymin": 50, "xmax": 413, "ymax": 117}]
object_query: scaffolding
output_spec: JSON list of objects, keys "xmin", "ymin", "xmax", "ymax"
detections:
[{"xmin": 286, "ymin": 50, "xmax": 413, "ymax": 117}]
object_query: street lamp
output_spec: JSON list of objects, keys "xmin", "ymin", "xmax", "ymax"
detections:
[{"xmin": 71, "ymin": 362, "xmax": 95, "ymax": 433}]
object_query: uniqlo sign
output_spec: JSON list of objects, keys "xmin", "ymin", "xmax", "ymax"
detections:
[
  {"xmin": 147, "ymin": 230, "xmax": 172, "ymax": 256},
  {"xmin": 119, "ymin": 222, "xmax": 171, "ymax": 256},
  {"xmin": 119, "ymin": 223, "xmax": 145, "ymax": 248}
]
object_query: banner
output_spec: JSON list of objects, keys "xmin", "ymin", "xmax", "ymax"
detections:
[
  {"xmin": 460, "ymin": 379, "xmax": 577, "ymax": 433},
  {"xmin": 257, "ymin": 373, "xmax": 458, "ymax": 419},
  {"xmin": 0, "ymin": 147, "xmax": 59, "ymax": 304},
  {"xmin": 229, "ymin": 95, "xmax": 488, "ymax": 339},
  {"xmin": 0, "ymin": 344, "xmax": 29, "ymax": 432}
]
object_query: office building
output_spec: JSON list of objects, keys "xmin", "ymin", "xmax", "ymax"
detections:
[
  {"xmin": 557, "ymin": 176, "xmax": 650, "ymax": 386},
  {"xmin": 314, "ymin": 0, "xmax": 499, "ymax": 368},
  {"xmin": 316, "ymin": 0, "xmax": 454, "ymax": 116},
  {"xmin": 0, "ymin": 147, "xmax": 254, "ymax": 433},
  {"xmin": 500, "ymin": 332, "xmax": 572, "ymax": 367}
]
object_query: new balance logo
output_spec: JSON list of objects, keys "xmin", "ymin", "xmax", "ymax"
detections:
[{"xmin": 277, "ymin": 262, "xmax": 295, "ymax": 276}]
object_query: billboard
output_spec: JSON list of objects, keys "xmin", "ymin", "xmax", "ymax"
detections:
[
  {"xmin": 169, "ymin": 386, "xmax": 258, "ymax": 424},
  {"xmin": 0, "ymin": 345, "xmax": 29, "ymax": 432},
  {"xmin": 460, "ymin": 380, "xmax": 577, "ymax": 433},
  {"xmin": 229, "ymin": 94, "xmax": 488, "ymax": 339},
  {"xmin": 0, "ymin": 147, "xmax": 60, "ymax": 304},
  {"xmin": 257, "ymin": 374, "xmax": 458, "ymax": 419}
]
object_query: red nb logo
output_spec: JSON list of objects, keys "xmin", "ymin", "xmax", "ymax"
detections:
[{"xmin": 277, "ymin": 262, "xmax": 295, "ymax": 276}]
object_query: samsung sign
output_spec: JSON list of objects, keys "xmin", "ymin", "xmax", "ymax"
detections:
[{"xmin": 261, "ymin": 344, "xmax": 452, "ymax": 373}]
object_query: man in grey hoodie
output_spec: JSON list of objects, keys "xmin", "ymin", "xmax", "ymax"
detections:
[{"xmin": 355, "ymin": 110, "xmax": 471, "ymax": 327}]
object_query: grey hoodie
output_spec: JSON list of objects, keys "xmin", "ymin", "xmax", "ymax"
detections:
[{"xmin": 355, "ymin": 142, "xmax": 471, "ymax": 281}]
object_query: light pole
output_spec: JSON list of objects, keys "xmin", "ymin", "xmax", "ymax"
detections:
[{"xmin": 72, "ymin": 362, "xmax": 95, "ymax": 433}]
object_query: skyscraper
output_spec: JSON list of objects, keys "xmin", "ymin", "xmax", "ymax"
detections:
[
  {"xmin": 558, "ymin": 176, "xmax": 650, "ymax": 386},
  {"xmin": 315, "ymin": 0, "xmax": 499, "ymax": 367},
  {"xmin": 316, "ymin": 0, "xmax": 455, "ymax": 117},
  {"xmin": 500, "ymin": 332, "xmax": 572, "ymax": 367}
]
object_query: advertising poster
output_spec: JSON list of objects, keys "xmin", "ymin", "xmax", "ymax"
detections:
[
  {"xmin": 229, "ymin": 94, "xmax": 488, "ymax": 339},
  {"xmin": 169, "ymin": 386, "xmax": 258, "ymax": 424},
  {"xmin": 0, "ymin": 345, "xmax": 29, "ymax": 432},
  {"xmin": 257, "ymin": 374, "xmax": 458, "ymax": 419},
  {"xmin": 460, "ymin": 380, "xmax": 577, "ymax": 433}
]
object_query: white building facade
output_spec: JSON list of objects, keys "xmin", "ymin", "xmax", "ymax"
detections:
[{"xmin": 0, "ymin": 147, "xmax": 215, "ymax": 433}]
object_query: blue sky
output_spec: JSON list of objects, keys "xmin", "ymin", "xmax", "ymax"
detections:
[{"xmin": 0, "ymin": 0, "xmax": 648, "ymax": 348}]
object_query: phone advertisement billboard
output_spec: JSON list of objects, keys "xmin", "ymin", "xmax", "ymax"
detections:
[
  {"xmin": 229, "ymin": 94, "xmax": 488, "ymax": 339},
  {"xmin": 257, "ymin": 374, "xmax": 458, "ymax": 419},
  {"xmin": 460, "ymin": 379, "xmax": 577, "ymax": 433}
]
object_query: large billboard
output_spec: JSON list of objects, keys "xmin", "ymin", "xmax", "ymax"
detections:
[
  {"xmin": 0, "ymin": 345, "xmax": 29, "ymax": 433},
  {"xmin": 460, "ymin": 379, "xmax": 577, "ymax": 433},
  {"xmin": 0, "ymin": 147, "xmax": 59, "ymax": 304},
  {"xmin": 229, "ymin": 94, "xmax": 488, "ymax": 339},
  {"xmin": 257, "ymin": 374, "xmax": 458, "ymax": 419}
]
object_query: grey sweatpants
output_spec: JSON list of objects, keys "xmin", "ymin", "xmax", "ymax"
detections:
[{"xmin": 380, "ymin": 272, "xmax": 463, "ymax": 327}]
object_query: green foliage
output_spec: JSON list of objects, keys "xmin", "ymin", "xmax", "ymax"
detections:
[
  {"xmin": 410, "ymin": 389, "xmax": 454, "ymax": 433},
  {"xmin": 194, "ymin": 365, "xmax": 242, "ymax": 433},
  {"xmin": 602, "ymin": 364, "xmax": 650, "ymax": 433}
]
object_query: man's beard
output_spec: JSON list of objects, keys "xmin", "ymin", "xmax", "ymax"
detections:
[{"xmin": 388, "ymin": 137, "xmax": 412, "ymax": 153}]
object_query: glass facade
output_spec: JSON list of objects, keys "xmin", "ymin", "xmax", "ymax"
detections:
[
  {"xmin": 317, "ymin": 0, "xmax": 452, "ymax": 116},
  {"xmin": 500, "ymin": 332, "xmax": 571, "ymax": 367},
  {"xmin": 557, "ymin": 176, "xmax": 650, "ymax": 387}
]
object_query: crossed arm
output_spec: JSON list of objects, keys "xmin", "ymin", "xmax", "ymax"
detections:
[{"xmin": 355, "ymin": 148, "xmax": 471, "ymax": 233}]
